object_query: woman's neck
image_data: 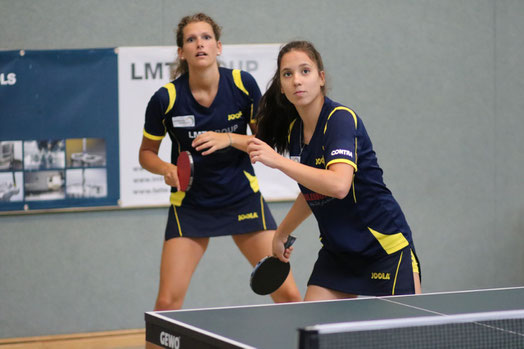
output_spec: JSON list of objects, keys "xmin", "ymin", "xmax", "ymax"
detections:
[
  {"xmin": 297, "ymin": 95, "xmax": 325, "ymax": 143},
  {"xmin": 188, "ymin": 64, "xmax": 220, "ymax": 90},
  {"xmin": 188, "ymin": 64, "xmax": 220, "ymax": 108}
]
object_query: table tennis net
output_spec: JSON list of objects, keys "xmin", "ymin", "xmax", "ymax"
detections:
[{"xmin": 298, "ymin": 309, "xmax": 524, "ymax": 349}]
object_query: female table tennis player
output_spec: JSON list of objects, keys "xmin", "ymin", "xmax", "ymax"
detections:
[
  {"xmin": 248, "ymin": 41, "xmax": 421, "ymax": 300},
  {"xmin": 139, "ymin": 13, "xmax": 301, "ymax": 310}
]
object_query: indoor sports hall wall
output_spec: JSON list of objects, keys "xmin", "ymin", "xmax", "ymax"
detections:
[{"xmin": 1, "ymin": 0, "xmax": 523, "ymax": 339}]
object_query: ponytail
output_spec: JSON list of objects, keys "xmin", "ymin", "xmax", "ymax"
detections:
[{"xmin": 255, "ymin": 73, "xmax": 298, "ymax": 154}]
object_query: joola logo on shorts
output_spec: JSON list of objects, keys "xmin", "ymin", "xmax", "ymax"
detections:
[
  {"xmin": 159, "ymin": 331, "xmax": 180, "ymax": 349},
  {"xmin": 238, "ymin": 212, "xmax": 258, "ymax": 221},
  {"xmin": 228, "ymin": 111, "xmax": 242, "ymax": 121},
  {"xmin": 371, "ymin": 272, "xmax": 391, "ymax": 280},
  {"xmin": 315, "ymin": 156, "xmax": 325, "ymax": 166}
]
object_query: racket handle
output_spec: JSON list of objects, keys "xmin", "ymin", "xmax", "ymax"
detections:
[{"xmin": 284, "ymin": 235, "xmax": 296, "ymax": 249}]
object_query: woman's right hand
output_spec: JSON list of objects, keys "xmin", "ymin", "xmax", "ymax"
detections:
[
  {"xmin": 162, "ymin": 162, "xmax": 180, "ymax": 190},
  {"xmin": 247, "ymin": 137, "xmax": 283, "ymax": 169},
  {"xmin": 272, "ymin": 232, "xmax": 294, "ymax": 263}
]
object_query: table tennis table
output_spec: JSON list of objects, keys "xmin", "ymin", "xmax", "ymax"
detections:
[{"xmin": 145, "ymin": 286, "xmax": 524, "ymax": 348}]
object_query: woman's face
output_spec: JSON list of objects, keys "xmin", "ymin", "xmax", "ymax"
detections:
[
  {"xmin": 178, "ymin": 21, "xmax": 222, "ymax": 69},
  {"xmin": 279, "ymin": 50, "xmax": 325, "ymax": 108}
]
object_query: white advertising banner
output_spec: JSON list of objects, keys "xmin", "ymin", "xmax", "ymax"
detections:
[{"xmin": 117, "ymin": 45, "xmax": 299, "ymax": 208}]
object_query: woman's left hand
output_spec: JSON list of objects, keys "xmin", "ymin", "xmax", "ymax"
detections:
[{"xmin": 192, "ymin": 131, "xmax": 231, "ymax": 155}]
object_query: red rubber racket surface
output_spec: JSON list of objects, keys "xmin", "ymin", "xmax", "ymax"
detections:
[
  {"xmin": 177, "ymin": 151, "xmax": 194, "ymax": 192},
  {"xmin": 250, "ymin": 236, "xmax": 296, "ymax": 295}
]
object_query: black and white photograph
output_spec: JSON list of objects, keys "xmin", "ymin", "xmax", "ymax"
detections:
[
  {"xmin": 0, "ymin": 172, "xmax": 23, "ymax": 202},
  {"xmin": 66, "ymin": 168, "xmax": 107, "ymax": 199},
  {"xmin": 0, "ymin": 141, "xmax": 23, "ymax": 170},
  {"xmin": 23, "ymin": 170, "xmax": 65, "ymax": 201},
  {"xmin": 23, "ymin": 140, "xmax": 66, "ymax": 170}
]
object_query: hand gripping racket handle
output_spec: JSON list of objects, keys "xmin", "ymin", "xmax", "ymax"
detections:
[{"xmin": 284, "ymin": 235, "xmax": 296, "ymax": 249}]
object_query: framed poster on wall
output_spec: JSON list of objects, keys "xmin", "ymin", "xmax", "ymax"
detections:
[{"xmin": 0, "ymin": 49, "xmax": 119, "ymax": 212}]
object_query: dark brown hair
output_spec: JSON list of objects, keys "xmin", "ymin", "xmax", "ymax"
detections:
[{"xmin": 255, "ymin": 41, "xmax": 326, "ymax": 153}]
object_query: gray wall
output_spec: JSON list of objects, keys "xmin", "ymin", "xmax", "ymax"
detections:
[{"xmin": 1, "ymin": 0, "xmax": 523, "ymax": 339}]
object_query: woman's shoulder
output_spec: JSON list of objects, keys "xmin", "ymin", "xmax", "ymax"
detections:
[
  {"xmin": 323, "ymin": 97, "xmax": 360, "ymax": 128},
  {"xmin": 219, "ymin": 66, "xmax": 256, "ymax": 82},
  {"xmin": 219, "ymin": 67, "xmax": 259, "ymax": 96},
  {"xmin": 324, "ymin": 97, "xmax": 356, "ymax": 113}
]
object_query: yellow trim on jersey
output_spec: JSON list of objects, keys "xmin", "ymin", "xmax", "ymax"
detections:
[
  {"xmin": 368, "ymin": 227, "xmax": 409, "ymax": 255},
  {"xmin": 170, "ymin": 191, "xmax": 186, "ymax": 207},
  {"xmin": 411, "ymin": 250, "xmax": 420, "ymax": 273},
  {"xmin": 354, "ymin": 134, "xmax": 358, "ymax": 170},
  {"xmin": 243, "ymin": 171, "xmax": 260, "ymax": 193},
  {"xmin": 323, "ymin": 106, "xmax": 358, "ymax": 134},
  {"xmin": 288, "ymin": 118, "xmax": 298, "ymax": 144},
  {"xmin": 259, "ymin": 194, "xmax": 267, "ymax": 230},
  {"xmin": 143, "ymin": 129, "xmax": 165, "ymax": 141},
  {"xmin": 352, "ymin": 178, "xmax": 357, "ymax": 203},
  {"xmin": 391, "ymin": 250, "xmax": 403, "ymax": 295},
  {"xmin": 324, "ymin": 106, "xmax": 359, "ymax": 174},
  {"xmin": 232, "ymin": 69, "xmax": 249, "ymax": 96},
  {"xmin": 171, "ymin": 205, "xmax": 183, "ymax": 237},
  {"xmin": 163, "ymin": 83, "xmax": 176, "ymax": 114},
  {"xmin": 326, "ymin": 158, "xmax": 357, "ymax": 171}
]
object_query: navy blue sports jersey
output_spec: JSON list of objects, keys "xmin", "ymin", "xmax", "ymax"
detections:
[
  {"xmin": 144, "ymin": 67, "xmax": 262, "ymax": 209},
  {"xmin": 289, "ymin": 97, "xmax": 414, "ymax": 258}
]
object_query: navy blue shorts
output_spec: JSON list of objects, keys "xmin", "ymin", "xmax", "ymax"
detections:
[
  {"xmin": 308, "ymin": 245, "xmax": 419, "ymax": 296},
  {"xmin": 164, "ymin": 191, "xmax": 277, "ymax": 240}
]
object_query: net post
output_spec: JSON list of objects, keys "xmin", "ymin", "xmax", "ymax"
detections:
[{"xmin": 298, "ymin": 328, "xmax": 319, "ymax": 349}]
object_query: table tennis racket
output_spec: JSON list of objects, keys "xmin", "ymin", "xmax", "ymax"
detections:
[
  {"xmin": 177, "ymin": 150, "xmax": 194, "ymax": 192},
  {"xmin": 250, "ymin": 235, "xmax": 296, "ymax": 295}
]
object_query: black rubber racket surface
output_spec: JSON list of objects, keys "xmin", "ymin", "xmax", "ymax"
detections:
[
  {"xmin": 177, "ymin": 151, "xmax": 194, "ymax": 192},
  {"xmin": 250, "ymin": 235, "xmax": 296, "ymax": 295}
]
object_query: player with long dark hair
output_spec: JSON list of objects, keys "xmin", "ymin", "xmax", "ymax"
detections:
[{"xmin": 249, "ymin": 40, "xmax": 421, "ymax": 300}]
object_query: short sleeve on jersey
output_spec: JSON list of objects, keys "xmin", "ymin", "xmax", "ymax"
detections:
[
  {"xmin": 143, "ymin": 88, "xmax": 169, "ymax": 140},
  {"xmin": 238, "ymin": 70, "xmax": 261, "ymax": 122},
  {"xmin": 323, "ymin": 107, "xmax": 358, "ymax": 171}
]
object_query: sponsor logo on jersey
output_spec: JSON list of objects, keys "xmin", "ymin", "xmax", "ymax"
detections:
[
  {"xmin": 238, "ymin": 212, "xmax": 259, "ymax": 221},
  {"xmin": 227, "ymin": 111, "xmax": 242, "ymax": 121},
  {"xmin": 172, "ymin": 115, "xmax": 195, "ymax": 127},
  {"xmin": 371, "ymin": 272, "xmax": 391, "ymax": 280},
  {"xmin": 159, "ymin": 331, "xmax": 180, "ymax": 349},
  {"xmin": 188, "ymin": 125, "xmax": 239, "ymax": 139},
  {"xmin": 0, "ymin": 73, "xmax": 17, "ymax": 86},
  {"xmin": 331, "ymin": 149, "xmax": 353, "ymax": 158},
  {"xmin": 303, "ymin": 192, "xmax": 327, "ymax": 201},
  {"xmin": 315, "ymin": 156, "xmax": 325, "ymax": 166},
  {"xmin": 303, "ymin": 192, "xmax": 334, "ymax": 207}
]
